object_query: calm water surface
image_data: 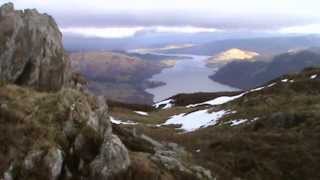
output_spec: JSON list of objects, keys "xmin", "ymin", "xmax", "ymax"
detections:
[{"xmin": 146, "ymin": 53, "xmax": 239, "ymax": 102}]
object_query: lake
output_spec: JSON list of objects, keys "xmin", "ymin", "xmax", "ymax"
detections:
[{"xmin": 146, "ymin": 53, "xmax": 239, "ymax": 102}]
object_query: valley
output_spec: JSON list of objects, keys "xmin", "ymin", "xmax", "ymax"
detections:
[
  {"xmin": 70, "ymin": 50, "xmax": 239, "ymax": 104},
  {"xmin": 2, "ymin": 1, "xmax": 320, "ymax": 180}
]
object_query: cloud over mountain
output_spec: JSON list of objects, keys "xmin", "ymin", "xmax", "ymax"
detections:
[{"xmin": 4, "ymin": 0, "xmax": 320, "ymax": 38}]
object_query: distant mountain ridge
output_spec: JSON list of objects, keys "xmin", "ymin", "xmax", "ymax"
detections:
[
  {"xmin": 63, "ymin": 30, "xmax": 278, "ymax": 52},
  {"xmin": 160, "ymin": 36, "xmax": 320, "ymax": 56}
]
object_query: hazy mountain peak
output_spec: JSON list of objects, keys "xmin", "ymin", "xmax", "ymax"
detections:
[{"xmin": 213, "ymin": 48, "xmax": 259, "ymax": 62}]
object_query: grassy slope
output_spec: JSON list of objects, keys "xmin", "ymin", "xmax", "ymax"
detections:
[{"xmin": 110, "ymin": 67, "xmax": 320, "ymax": 180}]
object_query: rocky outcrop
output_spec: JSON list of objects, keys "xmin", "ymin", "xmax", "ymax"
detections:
[
  {"xmin": 113, "ymin": 125, "xmax": 214, "ymax": 180},
  {"xmin": 0, "ymin": 85, "xmax": 130, "ymax": 180},
  {"xmin": 0, "ymin": 84, "xmax": 213, "ymax": 180},
  {"xmin": 0, "ymin": 3, "xmax": 70, "ymax": 91}
]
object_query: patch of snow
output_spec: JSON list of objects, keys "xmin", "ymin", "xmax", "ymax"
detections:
[
  {"xmin": 70, "ymin": 103, "xmax": 76, "ymax": 111},
  {"xmin": 110, "ymin": 117, "xmax": 137, "ymax": 125},
  {"xmin": 224, "ymin": 117, "xmax": 259, "ymax": 126},
  {"xmin": 230, "ymin": 119, "xmax": 248, "ymax": 126},
  {"xmin": 310, "ymin": 74, "xmax": 318, "ymax": 79},
  {"xmin": 267, "ymin": 82, "xmax": 277, "ymax": 87},
  {"xmin": 229, "ymin": 110, "xmax": 237, "ymax": 114},
  {"xmin": 154, "ymin": 99, "xmax": 174, "ymax": 109},
  {"xmin": 186, "ymin": 104, "xmax": 199, "ymax": 108},
  {"xmin": 187, "ymin": 94, "xmax": 244, "ymax": 108},
  {"xmin": 207, "ymin": 94, "xmax": 245, "ymax": 105},
  {"xmin": 248, "ymin": 83, "xmax": 279, "ymax": 92},
  {"xmin": 249, "ymin": 86, "xmax": 265, "ymax": 92},
  {"xmin": 289, "ymin": 80, "xmax": 295, "ymax": 83},
  {"xmin": 163, "ymin": 109, "xmax": 228, "ymax": 132},
  {"xmin": 186, "ymin": 82, "xmax": 278, "ymax": 109},
  {"xmin": 252, "ymin": 117, "xmax": 260, "ymax": 121},
  {"xmin": 134, "ymin": 111, "xmax": 149, "ymax": 116},
  {"xmin": 186, "ymin": 82, "xmax": 281, "ymax": 108},
  {"xmin": 281, "ymin": 79, "xmax": 288, "ymax": 82}
]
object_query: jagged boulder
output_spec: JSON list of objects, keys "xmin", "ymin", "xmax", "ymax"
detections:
[{"xmin": 0, "ymin": 3, "xmax": 70, "ymax": 91}]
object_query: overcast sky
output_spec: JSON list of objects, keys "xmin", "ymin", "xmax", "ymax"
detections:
[{"xmin": 2, "ymin": 0, "xmax": 320, "ymax": 38}]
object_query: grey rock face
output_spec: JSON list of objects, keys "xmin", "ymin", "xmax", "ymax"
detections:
[
  {"xmin": 3, "ymin": 164, "xmax": 14, "ymax": 180},
  {"xmin": 150, "ymin": 148, "xmax": 214, "ymax": 180},
  {"xmin": 89, "ymin": 96, "xmax": 112, "ymax": 136},
  {"xmin": 23, "ymin": 150, "xmax": 45, "ymax": 170},
  {"xmin": 44, "ymin": 148, "xmax": 64, "ymax": 180},
  {"xmin": 57, "ymin": 90, "xmax": 130, "ymax": 179},
  {"xmin": 90, "ymin": 135, "xmax": 131, "ymax": 179},
  {"xmin": 0, "ymin": 3, "xmax": 70, "ymax": 91},
  {"xmin": 18, "ymin": 148, "xmax": 63, "ymax": 180}
]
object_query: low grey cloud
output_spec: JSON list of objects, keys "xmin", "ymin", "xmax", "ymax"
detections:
[
  {"xmin": 55, "ymin": 11, "xmax": 318, "ymax": 31},
  {"xmin": 2, "ymin": 0, "xmax": 320, "ymax": 36}
]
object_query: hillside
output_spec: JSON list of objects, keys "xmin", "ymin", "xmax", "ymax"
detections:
[
  {"xmin": 112, "ymin": 50, "xmax": 192, "ymax": 61},
  {"xmin": 206, "ymin": 48, "xmax": 259, "ymax": 66},
  {"xmin": 109, "ymin": 67, "xmax": 320, "ymax": 179},
  {"xmin": 70, "ymin": 51, "xmax": 175, "ymax": 104},
  {"xmin": 210, "ymin": 50, "xmax": 320, "ymax": 89}
]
